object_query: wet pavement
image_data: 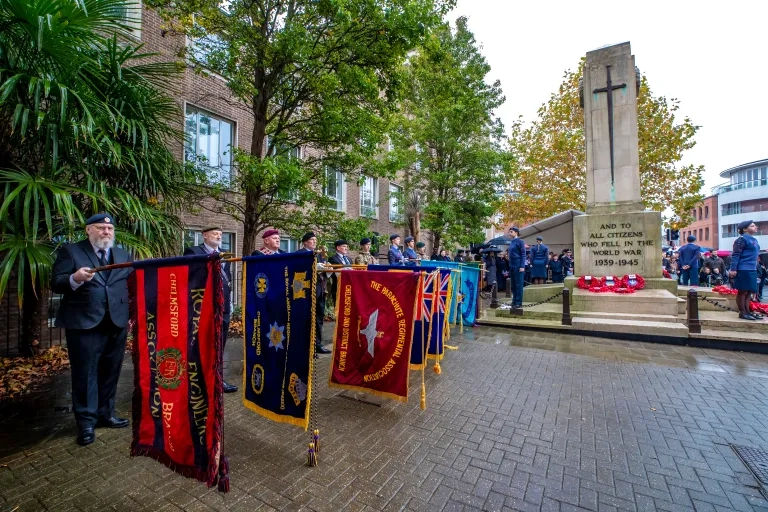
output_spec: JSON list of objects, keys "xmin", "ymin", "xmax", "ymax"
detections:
[{"xmin": 3, "ymin": 325, "xmax": 768, "ymax": 511}]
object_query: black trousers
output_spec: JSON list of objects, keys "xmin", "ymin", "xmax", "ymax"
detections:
[
  {"xmin": 316, "ymin": 293, "xmax": 325, "ymax": 347},
  {"xmin": 66, "ymin": 316, "xmax": 127, "ymax": 430}
]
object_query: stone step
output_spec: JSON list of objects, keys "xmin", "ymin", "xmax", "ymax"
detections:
[
  {"xmin": 573, "ymin": 288, "xmax": 678, "ymax": 316},
  {"xmin": 571, "ymin": 317, "xmax": 689, "ymax": 338},
  {"xmin": 478, "ymin": 316, "xmax": 567, "ymax": 330},
  {"xmin": 574, "ymin": 311, "xmax": 681, "ymax": 323},
  {"xmin": 698, "ymin": 317, "xmax": 768, "ymax": 334},
  {"xmin": 691, "ymin": 329, "xmax": 768, "ymax": 343}
]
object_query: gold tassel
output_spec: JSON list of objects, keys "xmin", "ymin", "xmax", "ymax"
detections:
[
  {"xmin": 420, "ymin": 383, "xmax": 426, "ymax": 410},
  {"xmin": 307, "ymin": 442, "xmax": 317, "ymax": 467},
  {"xmin": 313, "ymin": 429, "xmax": 320, "ymax": 454},
  {"xmin": 433, "ymin": 361, "xmax": 441, "ymax": 375},
  {"xmin": 445, "ymin": 345, "xmax": 458, "ymax": 350}
]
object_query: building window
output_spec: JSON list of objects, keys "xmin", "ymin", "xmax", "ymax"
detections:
[
  {"xmin": 113, "ymin": 0, "xmax": 142, "ymax": 38},
  {"xmin": 722, "ymin": 224, "xmax": 738, "ymax": 239},
  {"xmin": 698, "ymin": 207, "xmax": 702, "ymax": 220},
  {"xmin": 184, "ymin": 230, "xmax": 237, "ymax": 305},
  {"xmin": 704, "ymin": 206, "xmax": 709, "ymax": 219},
  {"xmin": 185, "ymin": 105, "xmax": 234, "ymax": 186},
  {"xmin": 280, "ymin": 238, "xmax": 299, "ymax": 253},
  {"xmin": 699, "ymin": 228, "xmax": 703, "ymax": 241},
  {"xmin": 389, "ymin": 183, "xmax": 402, "ymax": 222},
  {"xmin": 705, "ymin": 227, "xmax": 709, "ymax": 241},
  {"xmin": 722, "ymin": 202, "xmax": 742, "ymax": 216},
  {"xmin": 324, "ymin": 168, "xmax": 344, "ymax": 211},
  {"xmin": 360, "ymin": 176, "xmax": 378, "ymax": 218}
]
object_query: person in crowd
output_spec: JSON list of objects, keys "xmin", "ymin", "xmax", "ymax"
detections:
[
  {"xmin": 184, "ymin": 227, "xmax": 237, "ymax": 392},
  {"xmin": 561, "ymin": 249, "xmax": 574, "ymax": 276},
  {"xmin": 524, "ymin": 252, "xmax": 532, "ymax": 286},
  {"xmin": 704, "ymin": 251, "xmax": 726, "ymax": 285},
  {"xmin": 662, "ymin": 250, "xmax": 670, "ymax": 273},
  {"xmin": 430, "ymin": 247, "xmax": 440, "ymax": 260},
  {"xmin": 678, "ymin": 235, "xmax": 701, "ymax": 286},
  {"xmin": 454, "ymin": 249, "xmax": 465, "ymax": 263},
  {"xmin": 496, "ymin": 251, "xmax": 509, "ymax": 289},
  {"xmin": 729, "ymin": 220, "xmax": 761, "ymax": 320},
  {"xmin": 665, "ymin": 252, "xmax": 680, "ymax": 282},
  {"xmin": 699, "ymin": 265, "xmax": 711, "ymax": 287},
  {"xmin": 437, "ymin": 249, "xmax": 448, "ymax": 261},
  {"xmin": 415, "ymin": 241, "xmax": 427, "ymax": 260},
  {"xmin": 549, "ymin": 253, "xmax": 564, "ymax": 283},
  {"xmin": 328, "ymin": 239, "xmax": 352, "ymax": 300},
  {"xmin": 295, "ymin": 232, "xmax": 331, "ymax": 354},
  {"xmin": 51, "ymin": 214, "xmax": 132, "ymax": 446},
  {"xmin": 508, "ymin": 228, "xmax": 526, "ymax": 307},
  {"xmin": 387, "ymin": 234, "xmax": 404, "ymax": 265},
  {"xmin": 251, "ymin": 229, "xmax": 286, "ymax": 256},
  {"xmin": 402, "ymin": 236, "xmax": 418, "ymax": 266},
  {"xmin": 484, "ymin": 248, "xmax": 498, "ymax": 292},
  {"xmin": 354, "ymin": 237, "xmax": 377, "ymax": 266},
  {"xmin": 758, "ymin": 258, "xmax": 768, "ymax": 301},
  {"xmin": 529, "ymin": 236, "xmax": 549, "ymax": 284}
]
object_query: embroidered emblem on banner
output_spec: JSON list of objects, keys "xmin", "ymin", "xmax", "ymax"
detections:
[
  {"xmin": 251, "ymin": 364, "xmax": 265, "ymax": 394},
  {"xmin": 156, "ymin": 348, "xmax": 186, "ymax": 390},
  {"xmin": 268, "ymin": 321, "xmax": 285, "ymax": 351},
  {"xmin": 359, "ymin": 310, "xmax": 384, "ymax": 357},
  {"xmin": 288, "ymin": 373, "xmax": 307, "ymax": 405},
  {"xmin": 292, "ymin": 272, "xmax": 310, "ymax": 299},
  {"xmin": 255, "ymin": 273, "xmax": 269, "ymax": 298}
]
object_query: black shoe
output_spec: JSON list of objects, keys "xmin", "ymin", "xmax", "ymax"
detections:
[
  {"xmin": 315, "ymin": 345, "xmax": 331, "ymax": 354},
  {"xmin": 739, "ymin": 313, "xmax": 759, "ymax": 321},
  {"xmin": 96, "ymin": 416, "xmax": 129, "ymax": 429},
  {"xmin": 77, "ymin": 428, "xmax": 95, "ymax": 446},
  {"xmin": 223, "ymin": 382, "xmax": 238, "ymax": 393}
]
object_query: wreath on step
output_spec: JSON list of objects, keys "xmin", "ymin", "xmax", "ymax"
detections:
[{"xmin": 576, "ymin": 274, "xmax": 645, "ymax": 294}]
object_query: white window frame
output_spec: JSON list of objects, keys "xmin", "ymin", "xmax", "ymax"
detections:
[
  {"xmin": 184, "ymin": 104, "xmax": 236, "ymax": 186},
  {"xmin": 114, "ymin": 0, "xmax": 142, "ymax": 40},
  {"xmin": 389, "ymin": 183, "xmax": 402, "ymax": 223},
  {"xmin": 280, "ymin": 237, "xmax": 299, "ymax": 253},
  {"xmin": 184, "ymin": 229, "xmax": 238, "ymax": 306},
  {"xmin": 324, "ymin": 167, "xmax": 345, "ymax": 212},
  {"xmin": 360, "ymin": 176, "xmax": 378, "ymax": 218}
]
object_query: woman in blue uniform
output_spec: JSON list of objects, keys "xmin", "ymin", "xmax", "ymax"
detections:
[
  {"xmin": 529, "ymin": 236, "xmax": 549, "ymax": 284},
  {"xmin": 729, "ymin": 220, "xmax": 761, "ymax": 320}
]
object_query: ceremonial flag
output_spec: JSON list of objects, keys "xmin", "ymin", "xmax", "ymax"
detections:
[
  {"xmin": 430, "ymin": 268, "xmax": 453, "ymax": 357},
  {"xmin": 129, "ymin": 254, "xmax": 225, "ymax": 489},
  {"xmin": 420, "ymin": 260, "xmax": 478, "ymax": 326},
  {"xmin": 242, "ymin": 252, "xmax": 316, "ymax": 429},
  {"xmin": 329, "ymin": 270, "xmax": 420, "ymax": 401},
  {"xmin": 367, "ymin": 265, "xmax": 436, "ymax": 370}
]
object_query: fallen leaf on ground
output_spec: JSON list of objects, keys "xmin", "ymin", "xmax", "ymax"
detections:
[{"xmin": 0, "ymin": 346, "xmax": 70, "ymax": 401}]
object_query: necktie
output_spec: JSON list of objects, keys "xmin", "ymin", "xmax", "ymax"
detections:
[{"xmin": 98, "ymin": 249, "xmax": 111, "ymax": 280}]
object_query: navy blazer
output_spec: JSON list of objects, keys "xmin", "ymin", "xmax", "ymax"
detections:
[
  {"xmin": 184, "ymin": 244, "xmax": 232, "ymax": 315},
  {"xmin": 51, "ymin": 240, "xmax": 133, "ymax": 330}
]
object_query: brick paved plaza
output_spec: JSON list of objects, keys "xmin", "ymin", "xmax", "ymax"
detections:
[{"xmin": 3, "ymin": 326, "xmax": 768, "ymax": 511}]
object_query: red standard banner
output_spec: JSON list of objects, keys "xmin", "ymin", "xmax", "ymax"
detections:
[{"xmin": 329, "ymin": 270, "xmax": 420, "ymax": 402}]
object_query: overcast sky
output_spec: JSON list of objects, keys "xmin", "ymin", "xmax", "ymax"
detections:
[{"xmin": 451, "ymin": 0, "xmax": 768, "ymax": 195}]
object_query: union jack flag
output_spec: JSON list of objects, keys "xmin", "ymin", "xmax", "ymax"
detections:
[
  {"xmin": 416, "ymin": 272, "xmax": 436, "ymax": 321},
  {"xmin": 436, "ymin": 271, "xmax": 451, "ymax": 314}
]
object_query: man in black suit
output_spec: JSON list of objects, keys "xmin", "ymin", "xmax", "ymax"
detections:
[
  {"xmin": 295, "ymin": 232, "xmax": 331, "ymax": 354},
  {"xmin": 251, "ymin": 228, "xmax": 286, "ymax": 256},
  {"xmin": 183, "ymin": 227, "xmax": 237, "ymax": 393},
  {"xmin": 51, "ymin": 213, "xmax": 133, "ymax": 446},
  {"xmin": 328, "ymin": 240, "xmax": 351, "ymax": 304}
]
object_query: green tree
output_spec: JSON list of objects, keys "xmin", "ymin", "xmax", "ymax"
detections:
[
  {"xmin": 148, "ymin": 0, "xmax": 455, "ymax": 254},
  {"xmin": 394, "ymin": 17, "xmax": 508, "ymax": 249},
  {"xmin": 0, "ymin": 0, "xmax": 190, "ymax": 354},
  {"xmin": 503, "ymin": 60, "xmax": 704, "ymax": 227}
]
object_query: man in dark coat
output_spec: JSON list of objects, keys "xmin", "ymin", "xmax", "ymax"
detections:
[
  {"xmin": 251, "ymin": 228, "xmax": 286, "ymax": 256},
  {"xmin": 184, "ymin": 227, "xmax": 237, "ymax": 392},
  {"xmin": 507, "ymin": 228, "xmax": 527, "ymax": 307},
  {"xmin": 678, "ymin": 235, "xmax": 701, "ymax": 286},
  {"xmin": 295, "ymin": 232, "xmax": 331, "ymax": 354},
  {"xmin": 51, "ymin": 213, "xmax": 133, "ymax": 446},
  {"xmin": 454, "ymin": 250, "xmax": 465, "ymax": 263},
  {"xmin": 703, "ymin": 252, "xmax": 726, "ymax": 285},
  {"xmin": 328, "ymin": 239, "xmax": 352, "ymax": 300}
]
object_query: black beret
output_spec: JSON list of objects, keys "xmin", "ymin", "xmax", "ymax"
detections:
[
  {"xmin": 202, "ymin": 226, "xmax": 222, "ymax": 233},
  {"xmin": 85, "ymin": 213, "xmax": 114, "ymax": 226},
  {"xmin": 737, "ymin": 220, "xmax": 754, "ymax": 230},
  {"xmin": 301, "ymin": 232, "xmax": 316, "ymax": 242},
  {"xmin": 536, "ymin": 236, "xmax": 543, "ymax": 241},
  {"xmin": 360, "ymin": 237, "xmax": 371, "ymax": 245},
  {"xmin": 510, "ymin": 227, "xmax": 520, "ymax": 233},
  {"xmin": 457, "ymin": 249, "xmax": 464, "ymax": 253},
  {"xmin": 334, "ymin": 239, "xmax": 348, "ymax": 247},
  {"xmin": 390, "ymin": 233, "xmax": 400, "ymax": 241},
  {"xmin": 416, "ymin": 242, "xmax": 426, "ymax": 248},
  {"xmin": 687, "ymin": 235, "xmax": 696, "ymax": 242},
  {"xmin": 404, "ymin": 236, "xmax": 414, "ymax": 243}
]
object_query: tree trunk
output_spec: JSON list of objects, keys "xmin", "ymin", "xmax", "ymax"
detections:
[
  {"xmin": 408, "ymin": 211, "xmax": 420, "ymax": 242},
  {"xmin": 19, "ymin": 269, "xmax": 43, "ymax": 356},
  {"xmin": 243, "ymin": 89, "xmax": 268, "ymax": 256},
  {"xmin": 433, "ymin": 231, "xmax": 442, "ymax": 253}
]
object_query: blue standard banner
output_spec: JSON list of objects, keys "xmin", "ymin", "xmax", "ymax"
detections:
[{"xmin": 242, "ymin": 252, "xmax": 316, "ymax": 429}]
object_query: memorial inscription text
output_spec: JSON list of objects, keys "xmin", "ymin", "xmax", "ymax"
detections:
[{"xmin": 579, "ymin": 223, "xmax": 655, "ymax": 268}]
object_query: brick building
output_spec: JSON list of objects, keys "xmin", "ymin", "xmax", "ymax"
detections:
[
  {"xmin": 137, "ymin": 8, "xmax": 408, "ymax": 303},
  {"xmin": 679, "ymin": 195, "xmax": 718, "ymax": 250}
]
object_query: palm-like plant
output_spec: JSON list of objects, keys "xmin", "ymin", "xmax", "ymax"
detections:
[{"xmin": 0, "ymin": 0, "xmax": 190, "ymax": 354}]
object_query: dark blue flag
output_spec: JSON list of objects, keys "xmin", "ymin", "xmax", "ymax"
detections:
[{"xmin": 242, "ymin": 252, "xmax": 316, "ymax": 429}]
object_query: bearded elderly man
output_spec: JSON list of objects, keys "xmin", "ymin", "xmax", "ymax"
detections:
[
  {"xmin": 251, "ymin": 228, "xmax": 286, "ymax": 256},
  {"xmin": 184, "ymin": 227, "xmax": 237, "ymax": 393},
  {"xmin": 51, "ymin": 213, "xmax": 133, "ymax": 446}
]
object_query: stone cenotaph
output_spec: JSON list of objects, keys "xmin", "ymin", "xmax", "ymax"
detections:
[
  {"xmin": 574, "ymin": 42, "xmax": 663, "ymax": 282},
  {"xmin": 570, "ymin": 42, "xmax": 682, "ymax": 332}
]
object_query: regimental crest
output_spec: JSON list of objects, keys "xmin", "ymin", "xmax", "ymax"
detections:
[
  {"xmin": 255, "ymin": 273, "xmax": 269, "ymax": 298},
  {"xmin": 359, "ymin": 310, "xmax": 384, "ymax": 357},
  {"xmin": 288, "ymin": 373, "xmax": 307, "ymax": 405},
  {"xmin": 268, "ymin": 321, "xmax": 285, "ymax": 351},
  {"xmin": 605, "ymin": 276, "xmax": 616, "ymax": 287},
  {"xmin": 462, "ymin": 277, "xmax": 475, "ymax": 321},
  {"xmin": 627, "ymin": 274, "xmax": 637, "ymax": 287},
  {"xmin": 251, "ymin": 364, "xmax": 264, "ymax": 394},
  {"xmin": 292, "ymin": 271, "xmax": 310, "ymax": 299},
  {"xmin": 156, "ymin": 348, "xmax": 186, "ymax": 390}
]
